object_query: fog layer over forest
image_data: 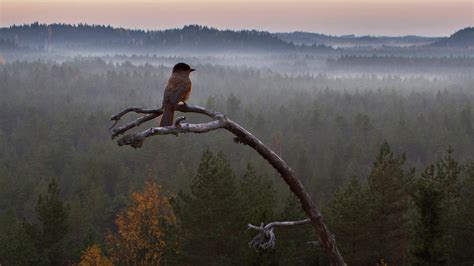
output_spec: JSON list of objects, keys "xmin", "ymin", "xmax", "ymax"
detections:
[{"xmin": 0, "ymin": 24, "xmax": 473, "ymax": 265}]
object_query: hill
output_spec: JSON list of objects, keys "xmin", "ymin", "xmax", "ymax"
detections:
[
  {"xmin": 275, "ymin": 31, "xmax": 440, "ymax": 48},
  {"xmin": 0, "ymin": 23, "xmax": 324, "ymax": 52},
  {"xmin": 1, "ymin": 23, "xmax": 470, "ymax": 52},
  {"xmin": 432, "ymin": 27, "xmax": 474, "ymax": 48}
]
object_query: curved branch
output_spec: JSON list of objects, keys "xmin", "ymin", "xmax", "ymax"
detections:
[{"xmin": 110, "ymin": 104, "xmax": 345, "ymax": 265}]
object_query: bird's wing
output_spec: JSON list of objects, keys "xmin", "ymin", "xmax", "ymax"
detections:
[
  {"xmin": 162, "ymin": 83, "xmax": 173, "ymax": 106},
  {"xmin": 169, "ymin": 82, "xmax": 190, "ymax": 105}
]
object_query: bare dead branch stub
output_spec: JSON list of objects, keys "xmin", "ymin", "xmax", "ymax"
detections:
[
  {"xmin": 109, "ymin": 104, "xmax": 345, "ymax": 265},
  {"xmin": 247, "ymin": 219, "xmax": 311, "ymax": 251}
]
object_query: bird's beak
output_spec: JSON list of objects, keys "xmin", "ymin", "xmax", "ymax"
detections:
[{"xmin": 190, "ymin": 68, "xmax": 196, "ymax": 72}]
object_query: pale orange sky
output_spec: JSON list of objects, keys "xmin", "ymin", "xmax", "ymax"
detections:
[{"xmin": 0, "ymin": 0, "xmax": 472, "ymax": 36}]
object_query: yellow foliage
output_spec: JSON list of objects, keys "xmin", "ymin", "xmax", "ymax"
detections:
[
  {"xmin": 106, "ymin": 179, "xmax": 176, "ymax": 265},
  {"xmin": 377, "ymin": 258, "xmax": 388, "ymax": 266},
  {"xmin": 79, "ymin": 244, "xmax": 112, "ymax": 266}
]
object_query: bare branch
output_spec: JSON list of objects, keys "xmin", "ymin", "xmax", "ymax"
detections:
[
  {"xmin": 110, "ymin": 104, "xmax": 345, "ymax": 265},
  {"xmin": 248, "ymin": 219, "xmax": 312, "ymax": 231},
  {"xmin": 117, "ymin": 119, "xmax": 226, "ymax": 148},
  {"xmin": 110, "ymin": 107, "xmax": 162, "ymax": 121},
  {"xmin": 247, "ymin": 219, "xmax": 311, "ymax": 251},
  {"xmin": 109, "ymin": 104, "xmax": 221, "ymax": 139}
]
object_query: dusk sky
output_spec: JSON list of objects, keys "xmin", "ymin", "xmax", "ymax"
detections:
[{"xmin": 1, "ymin": 0, "xmax": 472, "ymax": 36}]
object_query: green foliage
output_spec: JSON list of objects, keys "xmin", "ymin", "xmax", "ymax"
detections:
[
  {"xmin": 0, "ymin": 179, "xmax": 70, "ymax": 265},
  {"xmin": 274, "ymin": 195, "xmax": 325, "ymax": 265},
  {"xmin": 325, "ymin": 177, "xmax": 370, "ymax": 264},
  {"xmin": 173, "ymin": 150, "xmax": 245, "ymax": 265},
  {"xmin": 411, "ymin": 165, "xmax": 447, "ymax": 265},
  {"xmin": 27, "ymin": 178, "xmax": 70, "ymax": 265},
  {"xmin": 326, "ymin": 141, "xmax": 414, "ymax": 265},
  {"xmin": 409, "ymin": 147, "xmax": 472, "ymax": 265},
  {"xmin": 450, "ymin": 161, "xmax": 474, "ymax": 264},
  {"xmin": 0, "ymin": 58, "xmax": 473, "ymax": 264},
  {"xmin": 240, "ymin": 164, "xmax": 280, "ymax": 265},
  {"xmin": 240, "ymin": 164, "xmax": 275, "ymax": 224},
  {"xmin": 0, "ymin": 209, "xmax": 38, "ymax": 265},
  {"xmin": 365, "ymin": 141, "xmax": 413, "ymax": 264}
]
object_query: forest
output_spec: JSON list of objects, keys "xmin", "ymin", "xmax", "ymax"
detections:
[{"xmin": 0, "ymin": 23, "xmax": 473, "ymax": 265}]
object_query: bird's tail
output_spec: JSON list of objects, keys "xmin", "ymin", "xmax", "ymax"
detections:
[{"xmin": 160, "ymin": 105, "xmax": 175, "ymax": 127}]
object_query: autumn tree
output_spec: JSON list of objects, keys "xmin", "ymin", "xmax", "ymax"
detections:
[
  {"xmin": 79, "ymin": 244, "xmax": 112, "ymax": 266},
  {"xmin": 106, "ymin": 178, "xmax": 175, "ymax": 265}
]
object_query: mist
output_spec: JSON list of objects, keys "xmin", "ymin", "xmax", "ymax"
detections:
[{"xmin": 0, "ymin": 23, "xmax": 473, "ymax": 264}]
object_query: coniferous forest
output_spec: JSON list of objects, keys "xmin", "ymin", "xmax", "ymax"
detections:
[{"xmin": 0, "ymin": 23, "xmax": 473, "ymax": 265}]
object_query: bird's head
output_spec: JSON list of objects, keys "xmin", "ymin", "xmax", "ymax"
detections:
[{"xmin": 172, "ymin": 62, "xmax": 196, "ymax": 75}]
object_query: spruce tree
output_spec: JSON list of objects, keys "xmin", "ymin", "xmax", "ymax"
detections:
[
  {"xmin": 411, "ymin": 165, "xmax": 447, "ymax": 265},
  {"xmin": 25, "ymin": 178, "xmax": 70, "ymax": 265},
  {"xmin": 0, "ymin": 209, "xmax": 39, "ymax": 265},
  {"xmin": 435, "ymin": 147, "xmax": 463, "ymax": 264},
  {"xmin": 174, "ymin": 150, "xmax": 244, "ymax": 265},
  {"xmin": 449, "ymin": 161, "xmax": 473, "ymax": 264},
  {"xmin": 365, "ymin": 141, "xmax": 413, "ymax": 264},
  {"xmin": 240, "ymin": 163, "xmax": 278, "ymax": 265},
  {"xmin": 325, "ymin": 176, "xmax": 371, "ymax": 265},
  {"xmin": 240, "ymin": 163, "xmax": 275, "ymax": 224},
  {"xmin": 275, "ymin": 195, "xmax": 324, "ymax": 265}
]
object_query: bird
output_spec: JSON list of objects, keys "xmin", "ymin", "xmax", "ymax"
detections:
[{"xmin": 160, "ymin": 63, "xmax": 196, "ymax": 127}]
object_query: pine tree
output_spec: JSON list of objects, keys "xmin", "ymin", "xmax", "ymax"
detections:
[
  {"xmin": 274, "ymin": 195, "xmax": 325, "ymax": 265},
  {"xmin": 240, "ymin": 163, "xmax": 278, "ymax": 265},
  {"xmin": 240, "ymin": 163, "xmax": 275, "ymax": 224},
  {"xmin": 411, "ymin": 165, "xmax": 447, "ymax": 265},
  {"xmin": 435, "ymin": 147, "xmax": 464, "ymax": 264},
  {"xmin": 448, "ymin": 161, "xmax": 473, "ymax": 264},
  {"xmin": 365, "ymin": 141, "xmax": 413, "ymax": 264},
  {"xmin": 0, "ymin": 209, "xmax": 39, "ymax": 265},
  {"xmin": 27, "ymin": 178, "xmax": 70, "ymax": 265},
  {"xmin": 325, "ymin": 176, "xmax": 371, "ymax": 264},
  {"xmin": 174, "ymin": 150, "xmax": 244, "ymax": 265}
]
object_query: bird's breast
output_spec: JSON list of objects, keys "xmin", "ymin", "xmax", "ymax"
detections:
[{"xmin": 183, "ymin": 83, "xmax": 192, "ymax": 101}]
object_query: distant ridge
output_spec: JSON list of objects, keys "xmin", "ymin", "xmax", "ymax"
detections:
[
  {"xmin": 275, "ymin": 32, "xmax": 440, "ymax": 48},
  {"xmin": 0, "ymin": 23, "xmax": 471, "ymax": 51},
  {"xmin": 0, "ymin": 23, "xmax": 329, "ymax": 52},
  {"xmin": 431, "ymin": 27, "xmax": 474, "ymax": 48}
]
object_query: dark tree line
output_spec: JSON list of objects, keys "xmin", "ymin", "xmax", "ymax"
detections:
[{"xmin": 0, "ymin": 23, "xmax": 302, "ymax": 52}]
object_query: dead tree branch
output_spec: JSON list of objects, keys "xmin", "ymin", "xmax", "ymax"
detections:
[
  {"xmin": 109, "ymin": 104, "xmax": 345, "ymax": 265},
  {"xmin": 247, "ymin": 219, "xmax": 311, "ymax": 251}
]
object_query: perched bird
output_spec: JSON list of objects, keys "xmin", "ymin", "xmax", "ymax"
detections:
[{"xmin": 160, "ymin": 63, "xmax": 196, "ymax": 126}]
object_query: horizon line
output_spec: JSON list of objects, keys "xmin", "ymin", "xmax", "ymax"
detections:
[{"xmin": 2, "ymin": 21, "xmax": 468, "ymax": 38}]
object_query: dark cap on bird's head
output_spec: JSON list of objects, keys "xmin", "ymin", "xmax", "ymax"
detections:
[{"xmin": 173, "ymin": 62, "xmax": 196, "ymax": 73}]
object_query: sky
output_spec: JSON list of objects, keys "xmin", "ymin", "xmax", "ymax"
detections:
[{"xmin": 0, "ymin": 0, "xmax": 472, "ymax": 36}]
